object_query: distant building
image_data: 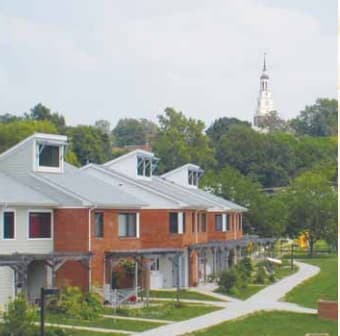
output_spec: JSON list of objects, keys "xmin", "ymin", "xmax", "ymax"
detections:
[{"xmin": 253, "ymin": 54, "xmax": 276, "ymax": 130}]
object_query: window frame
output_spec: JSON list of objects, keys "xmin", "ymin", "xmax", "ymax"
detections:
[
  {"xmin": 201, "ymin": 213, "xmax": 207, "ymax": 232},
  {"xmin": 94, "ymin": 212, "xmax": 104, "ymax": 238},
  {"xmin": 215, "ymin": 214, "xmax": 223, "ymax": 232},
  {"xmin": 169, "ymin": 212, "xmax": 178, "ymax": 234},
  {"xmin": 27, "ymin": 209, "xmax": 53, "ymax": 240},
  {"xmin": 2, "ymin": 209, "xmax": 16, "ymax": 240},
  {"xmin": 35, "ymin": 142, "xmax": 64, "ymax": 173},
  {"xmin": 137, "ymin": 156, "xmax": 152, "ymax": 178},
  {"xmin": 118, "ymin": 213, "xmax": 138, "ymax": 238}
]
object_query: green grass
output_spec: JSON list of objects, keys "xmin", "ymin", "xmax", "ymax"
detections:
[
  {"xmin": 147, "ymin": 289, "xmax": 222, "ymax": 301},
  {"xmin": 186, "ymin": 311, "xmax": 337, "ymax": 336},
  {"xmin": 104, "ymin": 302, "xmax": 221, "ymax": 321},
  {"xmin": 47, "ymin": 328, "xmax": 125, "ymax": 336},
  {"xmin": 284, "ymin": 255, "xmax": 338, "ymax": 308},
  {"xmin": 45, "ymin": 313, "xmax": 163, "ymax": 332}
]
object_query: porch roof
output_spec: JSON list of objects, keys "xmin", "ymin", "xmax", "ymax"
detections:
[
  {"xmin": 189, "ymin": 236, "xmax": 277, "ymax": 250},
  {"xmin": 105, "ymin": 248, "xmax": 184, "ymax": 258}
]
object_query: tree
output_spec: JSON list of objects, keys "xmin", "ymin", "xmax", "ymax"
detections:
[
  {"xmin": 284, "ymin": 171, "xmax": 337, "ymax": 255},
  {"xmin": 94, "ymin": 119, "xmax": 111, "ymax": 136},
  {"xmin": 25, "ymin": 103, "xmax": 66, "ymax": 133},
  {"xmin": 66, "ymin": 125, "xmax": 112, "ymax": 165},
  {"xmin": 0, "ymin": 113, "xmax": 22, "ymax": 123},
  {"xmin": 112, "ymin": 118, "xmax": 159, "ymax": 146},
  {"xmin": 152, "ymin": 107, "xmax": 215, "ymax": 173},
  {"xmin": 290, "ymin": 98, "xmax": 337, "ymax": 137},
  {"xmin": 206, "ymin": 117, "xmax": 251, "ymax": 143},
  {"xmin": 0, "ymin": 119, "xmax": 58, "ymax": 153},
  {"xmin": 258, "ymin": 111, "xmax": 287, "ymax": 132}
]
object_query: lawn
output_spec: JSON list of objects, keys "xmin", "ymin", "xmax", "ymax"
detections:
[
  {"xmin": 45, "ymin": 313, "xmax": 163, "ymax": 332},
  {"xmin": 47, "ymin": 328, "xmax": 125, "ymax": 336},
  {"xmin": 104, "ymin": 302, "xmax": 221, "ymax": 321},
  {"xmin": 284, "ymin": 255, "xmax": 338, "ymax": 308},
  {"xmin": 147, "ymin": 289, "xmax": 222, "ymax": 301},
  {"xmin": 186, "ymin": 311, "xmax": 337, "ymax": 336}
]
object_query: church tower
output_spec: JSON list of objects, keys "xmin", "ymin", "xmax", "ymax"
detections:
[{"xmin": 253, "ymin": 54, "xmax": 275, "ymax": 128}]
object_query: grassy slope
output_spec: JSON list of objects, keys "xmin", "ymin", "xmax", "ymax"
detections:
[
  {"xmin": 188, "ymin": 311, "xmax": 337, "ymax": 336},
  {"xmin": 104, "ymin": 303, "xmax": 221, "ymax": 321},
  {"xmin": 284, "ymin": 256, "xmax": 338, "ymax": 308},
  {"xmin": 148, "ymin": 290, "xmax": 222, "ymax": 301}
]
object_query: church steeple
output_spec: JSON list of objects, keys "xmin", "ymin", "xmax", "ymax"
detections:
[{"xmin": 253, "ymin": 54, "xmax": 275, "ymax": 129}]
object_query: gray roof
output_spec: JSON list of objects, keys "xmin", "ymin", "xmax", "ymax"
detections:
[
  {"xmin": 0, "ymin": 173, "xmax": 57, "ymax": 206},
  {"xmin": 34, "ymin": 163, "xmax": 147, "ymax": 208}
]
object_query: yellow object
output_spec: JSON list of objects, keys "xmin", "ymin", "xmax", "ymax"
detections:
[{"xmin": 295, "ymin": 232, "xmax": 308, "ymax": 249}]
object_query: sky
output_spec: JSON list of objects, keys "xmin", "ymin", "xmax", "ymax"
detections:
[{"xmin": 0, "ymin": 0, "xmax": 336, "ymax": 129}]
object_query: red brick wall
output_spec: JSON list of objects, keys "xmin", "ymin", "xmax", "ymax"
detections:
[
  {"xmin": 207, "ymin": 212, "xmax": 243, "ymax": 241},
  {"xmin": 318, "ymin": 300, "xmax": 338, "ymax": 320}
]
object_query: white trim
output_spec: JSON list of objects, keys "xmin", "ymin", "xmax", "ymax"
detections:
[
  {"xmin": 34, "ymin": 141, "xmax": 64, "ymax": 174},
  {"xmin": 178, "ymin": 212, "xmax": 184, "ymax": 234},
  {"xmin": 136, "ymin": 213, "xmax": 140, "ymax": 238},
  {"xmin": 162, "ymin": 163, "xmax": 201, "ymax": 178},
  {"xmin": 27, "ymin": 209, "xmax": 53, "ymax": 240},
  {"xmin": 1, "ymin": 208, "xmax": 16, "ymax": 240},
  {"xmin": 103, "ymin": 149, "xmax": 154, "ymax": 167},
  {"xmin": 222, "ymin": 214, "xmax": 227, "ymax": 232}
]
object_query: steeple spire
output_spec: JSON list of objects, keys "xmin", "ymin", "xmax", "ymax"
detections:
[{"xmin": 263, "ymin": 53, "xmax": 267, "ymax": 72}]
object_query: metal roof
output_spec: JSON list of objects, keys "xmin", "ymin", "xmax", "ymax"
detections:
[{"xmin": 0, "ymin": 173, "xmax": 57, "ymax": 206}]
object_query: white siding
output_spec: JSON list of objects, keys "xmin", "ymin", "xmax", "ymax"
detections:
[
  {"xmin": 0, "ymin": 207, "xmax": 53, "ymax": 254},
  {"xmin": 0, "ymin": 267, "xmax": 14, "ymax": 308},
  {"xmin": 106, "ymin": 154, "xmax": 138, "ymax": 179}
]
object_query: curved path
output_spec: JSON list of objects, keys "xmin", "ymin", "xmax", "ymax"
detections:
[{"xmin": 135, "ymin": 261, "xmax": 320, "ymax": 336}]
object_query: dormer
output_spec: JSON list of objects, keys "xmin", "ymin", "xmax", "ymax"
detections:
[
  {"xmin": 162, "ymin": 164, "xmax": 203, "ymax": 188},
  {"xmin": 33, "ymin": 133, "xmax": 67, "ymax": 173},
  {"xmin": 103, "ymin": 149, "xmax": 159, "ymax": 180}
]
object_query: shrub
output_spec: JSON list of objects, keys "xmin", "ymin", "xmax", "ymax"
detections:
[
  {"xmin": 47, "ymin": 286, "xmax": 103, "ymax": 320},
  {"xmin": 0, "ymin": 294, "xmax": 36, "ymax": 336},
  {"xmin": 268, "ymin": 273, "xmax": 276, "ymax": 283},
  {"xmin": 218, "ymin": 268, "xmax": 240, "ymax": 292},
  {"xmin": 236, "ymin": 257, "xmax": 253, "ymax": 282},
  {"xmin": 254, "ymin": 266, "xmax": 267, "ymax": 284}
]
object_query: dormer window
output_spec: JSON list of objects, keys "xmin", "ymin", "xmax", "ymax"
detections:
[
  {"xmin": 35, "ymin": 141, "xmax": 64, "ymax": 173},
  {"xmin": 188, "ymin": 169, "xmax": 202, "ymax": 187},
  {"xmin": 39, "ymin": 145, "xmax": 60, "ymax": 168},
  {"xmin": 137, "ymin": 156, "xmax": 152, "ymax": 177}
]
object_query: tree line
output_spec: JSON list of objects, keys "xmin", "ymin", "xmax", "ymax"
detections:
[{"xmin": 0, "ymin": 98, "xmax": 337, "ymax": 251}]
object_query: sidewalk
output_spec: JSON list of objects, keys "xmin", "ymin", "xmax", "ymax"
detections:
[{"xmin": 137, "ymin": 261, "xmax": 320, "ymax": 336}]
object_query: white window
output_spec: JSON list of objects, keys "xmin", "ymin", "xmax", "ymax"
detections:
[
  {"xmin": 36, "ymin": 142, "xmax": 64, "ymax": 173},
  {"xmin": 137, "ymin": 156, "xmax": 152, "ymax": 177},
  {"xmin": 118, "ymin": 213, "xmax": 138, "ymax": 237}
]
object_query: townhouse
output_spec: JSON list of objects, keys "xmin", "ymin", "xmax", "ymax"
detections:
[{"xmin": 0, "ymin": 132, "xmax": 269, "ymax": 308}]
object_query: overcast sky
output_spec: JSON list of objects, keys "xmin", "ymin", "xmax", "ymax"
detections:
[{"xmin": 0, "ymin": 0, "xmax": 336, "ymax": 128}]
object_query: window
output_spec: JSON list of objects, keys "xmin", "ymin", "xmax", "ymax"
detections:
[
  {"xmin": 226, "ymin": 214, "xmax": 230, "ymax": 231},
  {"xmin": 169, "ymin": 212, "xmax": 178, "ymax": 234},
  {"xmin": 137, "ymin": 156, "xmax": 152, "ymax": 177},
  {"xmin": 215, "ymin": 214, "xmax": 223, "ymax": 232},
  {"xmin": 188, "ymin": 170, "xmax": 199, "ymax": 186},
  {"xmin": 3, "ymin": 211, "xmax": 15, "ymax": 239},
  {"xmin": 94, "ymin": 212, "xmax": 104, "ymax": 238},
  {"xmin": 29, "ymin": 212, "xmax": 51, "ymax": 239},
  {"xmin": 192, "ymin": 212, "xmax": 196, "ymax": 233},
  {"xmin": 118, "ymin": 213, "xmax": 137, "ymax": 237},
  {"xmin": 39, "ymin": 145, "xmax": 60, "ymax": 168},
  {"xmin": 150, "ymin": 258, "xmax": 160, "ymax": 271},
  {"xmin": 182, "ymin": 213, "xmax": 186, "ymax": 233},
  {"xmin": 201, "ymin": 213, "xmax": 206, "ymax": 232}
]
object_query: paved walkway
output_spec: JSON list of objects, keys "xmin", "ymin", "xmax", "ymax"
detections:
[{"xmin": 136, "ymin": 261, "xmax": 320, "ymax": 336}]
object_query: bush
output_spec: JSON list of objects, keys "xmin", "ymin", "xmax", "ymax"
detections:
[
  {"xmin": 0, "ymin": 294, "xmax": 36, "ymax": 336},
  {"xmin": 217, "ymin": 268, "xmax": 240, "ymax": 292},
  {"xmin": 236, "ymin": 257, "xmax": 253, "ymax": 281},
  {"xmin": 254, "ymin": 266, "xmax": 267, "ymax": 284},
  {"xmin": 47, "ymin": 286, "xmax": 103, "ymax": 320}
]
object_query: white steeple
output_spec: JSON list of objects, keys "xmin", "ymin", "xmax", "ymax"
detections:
[{"xmin": 254, "ymin": 54, "xmax": 275, "ymax": 128}]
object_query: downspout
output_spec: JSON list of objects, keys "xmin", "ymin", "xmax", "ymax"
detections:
[{"xmin": 88, "ymin": 206, "xmax": 95, "ymax": 290}]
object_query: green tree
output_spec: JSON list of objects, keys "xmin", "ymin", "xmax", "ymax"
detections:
[
  {"xmin": 25, "ymin": 103, "xmax": 66, "ymax": 133},
  {"xmin": 284, "ymin": 171, "xmax": 337, "ymax": 255},
  {"xmin": 201, "ymin": 167, "xmax": 281, "ymax": 236},
  {"xmin": 94, "ymin": 119, "xmax": 111, "ymax": 136},
  {"xmin": 290, "ymin": 98, "xmax": 337, "ymax": 137},
  {"xmin": 259, "ymin": 111, "xmax": 287, "ymax": 132},
  {"xmin": 0, "ymin": 119, "xmax": 58, "ymax": 153},
  {"xmin": 112, "ymin": 118, "xmax": 159, "ymax": 146},
  {"xmin": 66, "ymin": 125, "xmax": 112, "ymax": 165},
  {"xmin": 206, "ymin": 117, "xmax": 251, "ymax": 143},
  {"xmin": 0, "ymin": 295, "xmax": 36, "ymax": 336},
  {"xmin": 153, "ymin": 107, "xmax": 215, "ymax": 173}
]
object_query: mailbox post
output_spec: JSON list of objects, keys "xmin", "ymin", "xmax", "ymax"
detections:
[{"xmin": 40, "ymin": 288, "xmax": 60, "ymax": 336}]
